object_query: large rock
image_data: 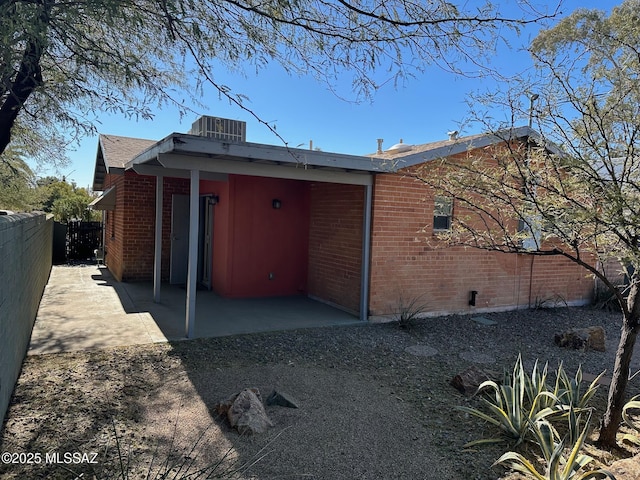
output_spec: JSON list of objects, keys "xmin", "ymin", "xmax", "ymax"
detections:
[
  {"xmin": 450, "ymin": 365, "xmax": 496, "ymax": 396},
  {"xmin": 607, "ymin": 454, "xmax": 640, "ymax": 479},
  {"xmin": 216, "ymin": 388, "xmax": 274, "ymax": 435},
  {"xmin": 554, "ymin": 326, "xmax": 606, "ymax": 352}
]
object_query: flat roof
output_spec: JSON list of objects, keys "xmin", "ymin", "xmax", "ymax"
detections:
[{"xmin": 124, "ymin": 133, "xmax": 386, "ymax": 186}]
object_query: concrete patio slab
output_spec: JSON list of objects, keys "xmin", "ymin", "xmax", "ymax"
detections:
[
  {"xmin": 28, "ymin": 264, "xmax": 361, "ymax": 355},
  {"xmin": 28, "ymin": 265, "xmax": 167, "ymax": 355}
]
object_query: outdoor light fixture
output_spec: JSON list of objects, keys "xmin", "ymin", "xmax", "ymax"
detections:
[
  {"xmin": 210, "ymin": 195, "xmax": 219, "ymax": 206},
  {"xmin": 272, "ymin": 199, "xmax": 282, "ymax": 209},
  {"xmin": 469, "ymin": 290, "xmax": 478, "ymax": 306}
]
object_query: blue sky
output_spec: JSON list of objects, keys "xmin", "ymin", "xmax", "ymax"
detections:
[{"xmin": 44, "ymin": 0, "xmax": 617, "ymax": 190}]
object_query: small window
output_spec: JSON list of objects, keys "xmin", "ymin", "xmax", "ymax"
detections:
[{"xmin": 433, "ymin": 196, "xmax": 453, "ymax": 231}]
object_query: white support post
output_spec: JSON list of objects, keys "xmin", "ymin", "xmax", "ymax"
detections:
[
  {"xmin": 153, "ymin": 175, "xmax": 163, "ymax": 303},
  {"xmin": 360, "ymin": 183, "xmax": 373, "ymax": 321},
  {"xmin": 185, "ymin": 169, "xmax": 199, "ymax": 338}
]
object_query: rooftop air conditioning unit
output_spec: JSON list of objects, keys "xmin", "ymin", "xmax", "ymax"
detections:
[{"xmin": 189, "ymin": 116, "xmax": 246, "ymax": 142}]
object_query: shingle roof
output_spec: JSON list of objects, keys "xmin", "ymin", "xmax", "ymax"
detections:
[
  {"xmin": 92, "ymin": 134, "xmax": 156, "ymax": 191},
  {"xmin": 367, "ymin": 126, "xmax": 556, "ymax": 171},
  {"xmin": 368, "ymin": 132, "xmax": 489, "ymax": 161},
  {"xmin": 99, "ymin": 134, "xmax": 156, "ymax": 169}
]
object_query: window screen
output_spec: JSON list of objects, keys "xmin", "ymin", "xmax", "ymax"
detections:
[{"xmin": 433, "ymin": 196, "xmax": 453, "ymax": 231}]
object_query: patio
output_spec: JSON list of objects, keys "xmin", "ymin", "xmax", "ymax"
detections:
[{"xmin": 28, "ymin": 264, "xmax": 362, "ymax": 355}]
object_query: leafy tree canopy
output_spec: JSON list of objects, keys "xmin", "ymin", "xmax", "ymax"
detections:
[
  {"xmin": 35, "ymin": 177, "xmax": 99, "ymax": 221},
  {"xmin": 419, "ymin": 0, "xmax": 640, "ymax": 448},
  {"xmin": 0, "ymin": 148, "xmax": 36, "ymax": 211},
  {"xmin": 0, "ymin": 0, "xmax": 558, "ymax": 161}
]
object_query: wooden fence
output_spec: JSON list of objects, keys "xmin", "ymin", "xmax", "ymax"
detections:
[{"xmin": 65, "ymin": 220, "xmax": 102, "ymax": 261}]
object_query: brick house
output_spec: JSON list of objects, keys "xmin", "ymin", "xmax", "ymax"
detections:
[{"xmin": 90, "ymin": 118, "xmax": 593, "ymax": 335}]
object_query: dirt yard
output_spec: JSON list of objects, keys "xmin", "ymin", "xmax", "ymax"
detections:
[{"xmin": 2, "ymin": 307, "xmax": 640, "ymax": 479}]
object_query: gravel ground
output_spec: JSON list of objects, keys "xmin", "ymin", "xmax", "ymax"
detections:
[{"xmin": 2, "ymin": 306, "xmax": 640, "ymax": 479}]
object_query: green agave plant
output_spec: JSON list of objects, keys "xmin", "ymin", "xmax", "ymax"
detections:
[
  {"xmin": 621, "ymin": 394, "xmax": 640, "ymax": 445},
  {"xmin": 494, "ymin": 411, "xmax": 616, "ymax": 480},
  {"xmin": 458, "ymin": 355, "xmax": 559, "ymax": 447},
  {"xmin": 555, "ymin": 363, "xmax": 604, "ymax": 412},
  {"xmin": 459, "ymin": 355, "xmax": 603, "ymax": 448}
]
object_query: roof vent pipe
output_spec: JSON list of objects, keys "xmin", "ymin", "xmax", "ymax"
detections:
[
  {"xmin": 448, "ymin": 130, "xmax": 459, "ymax": 141},
  {"xmin": 377, "ymin": 138, "xmax": 384, "ymax": 154}
]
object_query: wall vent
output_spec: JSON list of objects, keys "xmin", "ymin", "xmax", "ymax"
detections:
[{"xmin": 189, "ymin": 116, "xmax": 246, "ymax": 142}]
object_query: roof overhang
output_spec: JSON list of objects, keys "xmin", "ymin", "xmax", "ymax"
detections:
[
  {"xmin": 126, "ymin": 134, "xmax": 385, "ymax": 186},
  {"xmin": 93, "ymin": 135, "xmax": 156, "ymax": 191},
  {"xmin": 92, "ymin": 145, "xmax": 108, "ymax": 191},
  {"xmin": 88, "ymin": 186, "xmax": 116, "ymax": 211}
]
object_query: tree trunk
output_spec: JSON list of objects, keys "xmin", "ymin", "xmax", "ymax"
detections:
[
  {"xmin": 0, "ymin": 1, "xmax": 50, "ymax": 156},
  {"xmin": 597, "ymin": 283, "xmax": 640, "ymax": 448}
]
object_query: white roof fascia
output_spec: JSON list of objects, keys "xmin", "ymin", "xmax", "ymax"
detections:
[
  {"xmin": 157, "ymin": 153, "xmax": 373, "ymax": 186},
  {"xmin": 127, "ymin": 134, "xmax": 177, "ymax": 167},
  {"xmin": 126, "ymin": 133, "xmax": 379, "ymax": 186},
  {"xmin": 169, "ymin": 134, "xmax": 384, "ymax": 171}
]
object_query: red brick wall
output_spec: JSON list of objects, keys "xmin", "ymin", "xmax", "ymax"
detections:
[
  {"xmin": 103, "ymin": 174, "xmax": 125, "ymax": 281},
  {"xmin": 368, "ymin": 173, "xmax": 594, "ymax": 317},
  {"xmin": 160, "ymin": 178, "xmax": 190, "ymax": 281},
  {"xmin": 120, "ymin": 172, "xmax": 156, "ymax": 281},
  {"xmin": 103, "ymin": 172, "xmax": 189, "ymax": 282},
  {"xmin": 308, "ymin": 182, "xmax": 364, "ymax": 314}
]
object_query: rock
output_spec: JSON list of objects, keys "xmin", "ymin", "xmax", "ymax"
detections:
[
  {"xmin": 266, "ymin": 390, "xmax": 300, "ymax": 408},
  {"xmin": 554, "ymin": 326, "xmax": 606, "ymax": 352},
  {"xmin": 404, "ymin": 344, "xmax": 438, "ymax": 357},
  {"xmin": 471, "ymin": 316, "xmax": 498, "ymax": 326},
  {"xmin": 450, "ymin": 365, "xmax": 496, "ymax": 396},
  {"xmin": 216, "ymin": 388, "xmax": 274, "ymax": 435},
  {"xmin": 607, "ymin": 454, "xmax": 640, "ymax": 480}
]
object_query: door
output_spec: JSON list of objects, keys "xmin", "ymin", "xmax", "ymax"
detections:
[
  {"xmin": 199, "ymin": 196, "xmax": 215, "ymax": 289},
  {"xmin": 170, "ymin": 194, "xmax": 189, "ymax": 284}
]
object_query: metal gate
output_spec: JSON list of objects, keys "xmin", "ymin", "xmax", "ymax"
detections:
[{"xmin": 66, "ymin": 220, "xmax": 102, "ymax": 261}]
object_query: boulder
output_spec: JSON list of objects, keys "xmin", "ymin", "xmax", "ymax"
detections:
[
  {"xmin": 607, "ymin": 454, "xmax": 640, "ymax": 480},
  {"xmin": 450, "ymin": 365, "xmax": 496, "ymax": 396},
  {"xmin": 554, "ymin": 326, "xmax": 606, "ymax": 352},
  {"xmin": 216, "ymin": 388, "xmax": 274, "ymax": 435}
]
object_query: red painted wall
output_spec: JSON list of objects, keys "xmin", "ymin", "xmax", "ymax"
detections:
[
  {"xmin": 212, "ymin": 175, "xmax": 311, "ymax": 297},
  {"xmin": 200, "ymin": 179, "xmax": 229, "ymax": 292},
  {"xmin": 105, "ymin": 172, "xmax": 312, "ymax": 297}
]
